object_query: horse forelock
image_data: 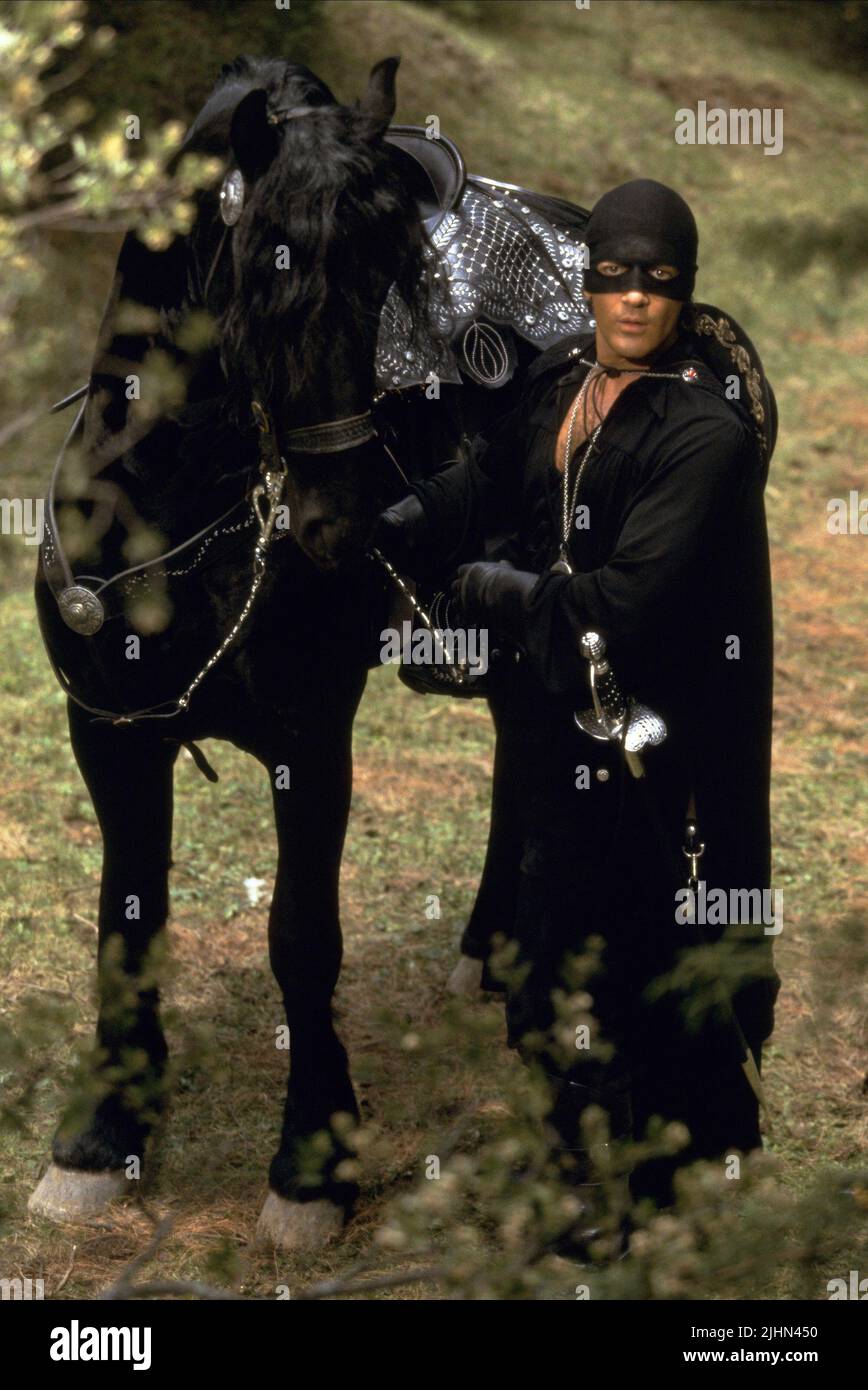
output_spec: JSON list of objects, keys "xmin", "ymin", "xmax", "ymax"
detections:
[
  {"xmin": 174, "ymin": 58, "xmax": 438, "ymax": 421},
  {"xmin": 217, "ymin": 103, "xmax": 433, "ymax": 412},
  {"xmin": 182, "ymin": 57, "xmax": 337, "ymax": 156}
]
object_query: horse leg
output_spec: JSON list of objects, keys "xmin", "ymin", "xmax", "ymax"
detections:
[
  {"xmin": 29, "ymin": 705, "xmax": 176, "ymax": 1223},
  {"xmin": 450, "ymin": 690, "xmax": 524, "ymax": 995},
  {"xmin": 254, "ymin": 717, "xmax": 359, "ymax": 1252}
]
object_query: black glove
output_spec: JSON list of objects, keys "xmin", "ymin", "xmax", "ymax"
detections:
[
  {"xmin": 451, "ymin": 560, "xmax": 540, "ymax": 644},
  {"xmin": 370, "ymin": 492, "xmax": 430, "ymax": 576}
]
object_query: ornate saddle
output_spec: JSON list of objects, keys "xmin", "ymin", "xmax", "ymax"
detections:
[
  {"xmin": 379, "ymin": 125, "xmax": 593, "ymax": 392},
  {"xmin": 379, "ymin": 125, "xmax": 775, "ymax": 463}
]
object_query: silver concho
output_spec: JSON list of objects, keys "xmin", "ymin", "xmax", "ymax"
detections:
[
  {"xmin": 58, "ymin": 585, "xmax": 105, "ymax": 636},
  {"xmin": 219, "ymin": 168, "xmax": 245, "ymax": 226}
]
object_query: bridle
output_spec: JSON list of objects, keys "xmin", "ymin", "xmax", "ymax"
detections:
[{"xmin": 43, "ymin": 388, "xmax": 411, "ymax": 726}]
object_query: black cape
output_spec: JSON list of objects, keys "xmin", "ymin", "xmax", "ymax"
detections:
[{"xmin": 411, "ymin": 326, "xmax": 780, "ymax": 1070}]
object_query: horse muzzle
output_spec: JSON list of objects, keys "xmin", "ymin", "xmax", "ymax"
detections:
[{"xmin": 296, "ymin": 512, "xmax": 368, "ymax": 571}]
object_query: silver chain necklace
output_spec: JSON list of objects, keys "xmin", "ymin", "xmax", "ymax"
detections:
[
  {"xmin": 551, "ymin": 354, "xmax": 697, "ymax": 576},
  {"xmin": 552, "ymin": 364, "xmax": 603, "ymax": 576}
]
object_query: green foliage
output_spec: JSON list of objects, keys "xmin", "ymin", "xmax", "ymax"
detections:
[
  {"xmin": 287, "ymin": 994, "xmax": 868, "ymax": 1300},
  {"xmin": 0, "ymin": 0, "xmax": 223, "ymax": 402}
]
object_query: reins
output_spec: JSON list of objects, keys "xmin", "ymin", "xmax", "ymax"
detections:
[
  {"xmin": 44, "ymin": 396, "xmax": 254, "ymax": 614},
  {"xmin": 41, "ymin": 389, "xmax": 289, "ymax": 724},
  {"xmin": 40, "ymin": 378, "xmax": 415, "ymax": 731}
]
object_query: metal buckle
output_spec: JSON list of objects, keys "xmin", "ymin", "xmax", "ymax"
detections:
[
  {"xmin": 252, "ymin": 466, "xmax": 287, "ymax": 546},
  {"xmin": 682, "ymin": 820, "xmax": 705, "ymax": 891}
]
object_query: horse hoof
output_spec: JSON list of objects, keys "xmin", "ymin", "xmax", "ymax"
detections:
[
  {"xmin": 255, "ymin": 1193, "xmax": 345, "ymax": 1252},
  {"xmin": 447, "ymin": 954, "xmax": 484, "ymax": 996},
  {"xmin": 28, "ymin": 1163, "xmax": 127, "ymax": 1223}
]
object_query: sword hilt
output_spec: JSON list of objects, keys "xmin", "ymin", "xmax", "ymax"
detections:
[
  {"xmin": 575, "ymin": 630, "xmax": 667, "ymax": 777},
  {"xmin": 579, "ymin": 632, "xmax": 606, "ymax": 664},
  {"xmin": 579, "ymin": 631, "xmax": 629, "ymax": 731}
]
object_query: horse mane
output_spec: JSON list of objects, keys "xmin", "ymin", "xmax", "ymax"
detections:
[
  {"xmin": 198, "ymin": 59, "xmax": 437, "ymax": 414},
  {"xmin": 83, "ymin": 56, "xmax": 437, "ymax": 494}
]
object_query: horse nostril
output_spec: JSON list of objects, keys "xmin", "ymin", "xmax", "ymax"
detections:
[
  {"xmin": 301, "ymin": 515, "xmax": 334, "ymax": 545},
  {"xmin": 300, "ymin": 515, "xmax": 357, "ymax": 565}
]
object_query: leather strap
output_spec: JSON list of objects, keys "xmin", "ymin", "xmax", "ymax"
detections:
[{"xmin": 283, "ymin": 411, "xmax": 376, "ymax": 455}]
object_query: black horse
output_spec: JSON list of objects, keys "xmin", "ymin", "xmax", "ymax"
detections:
[{"xmin": 30, "ymin": 55, "xmax": 593, "ymax": 1249}]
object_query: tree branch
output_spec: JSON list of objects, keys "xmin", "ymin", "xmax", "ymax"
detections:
[
  {"xmin": 0, "ymin": 403, "xmax": 47, "ymax": 450},
  {"xmin": 103, "ymin": 1278, "xmax": 247, "ymax": 1301},
  {"xmin": 293, "ymin": 1262, "xmax": 447, "ymax": 1300}
]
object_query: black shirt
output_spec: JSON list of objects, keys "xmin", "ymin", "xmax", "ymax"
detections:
[{"xmin": 411, "ymin": 328, "xmax": 775, "ymax": 895}]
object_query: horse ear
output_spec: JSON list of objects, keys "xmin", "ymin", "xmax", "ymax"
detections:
[
  {"xmin": 358, "ymin": 56, "xmax": 399, "ymax": 136},
  {"xmin": 229, "ymin": 88, "xmax": 279, "ymax": 180}
]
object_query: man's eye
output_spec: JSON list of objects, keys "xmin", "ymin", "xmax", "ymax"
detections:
[
  {"xmin": 597, "ymin": 262, "xmax": 626, "ymax": 276},
  {"xmin": 650, "ymin": 266, "xmax": 678, "ymax": 280}
]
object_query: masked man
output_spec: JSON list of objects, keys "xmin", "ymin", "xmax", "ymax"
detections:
[{"xmin": 376, "ymin": 179, "xmax": 780, "ymax": 1230}]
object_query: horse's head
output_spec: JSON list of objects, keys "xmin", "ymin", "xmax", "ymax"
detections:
[{"xmin": 189, "ymin": 56, "xmax": 432, "ymax": 571}]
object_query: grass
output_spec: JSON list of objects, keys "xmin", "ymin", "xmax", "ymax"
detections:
[{"xmin": 0, "ymin": 0, "xmax": 866, "ymax": 1298}]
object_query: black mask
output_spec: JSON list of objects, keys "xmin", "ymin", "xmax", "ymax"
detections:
[{"xmin": 584, "ymin": 179, "xmax": 698, "ymax": 301}]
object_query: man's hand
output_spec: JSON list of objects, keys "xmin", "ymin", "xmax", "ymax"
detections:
[
  {"xmin": 451, "ymin": 560, "xmax": 540, "ymax": 642},
  {"xmin": 371, "ymin": 493, "xmax": 429, "ymax": 575}
]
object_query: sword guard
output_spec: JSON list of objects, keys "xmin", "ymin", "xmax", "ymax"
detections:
[
  {"xmin": 574, "ymin": 709, "xmax": 612, "ymax": 742},
  {"xmin": 624, "ymin": 702, "xmax": 667, "ymax": 753},
  {"xmin": 574, "ymin": 700, "xmax": 667, "ymax": 753}
]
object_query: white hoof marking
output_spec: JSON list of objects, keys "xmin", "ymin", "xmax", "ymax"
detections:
[
  {"xmin": 447, "ymin": 954, "xmax": 484, "ymax": 996},
  {"xmin": 28, "ymin": 1163, "xmax": 127, "ymax": 1223},
  {"xmin": 255, "ymin": 1193, "xmax": 344, "ymax": 1252}
]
